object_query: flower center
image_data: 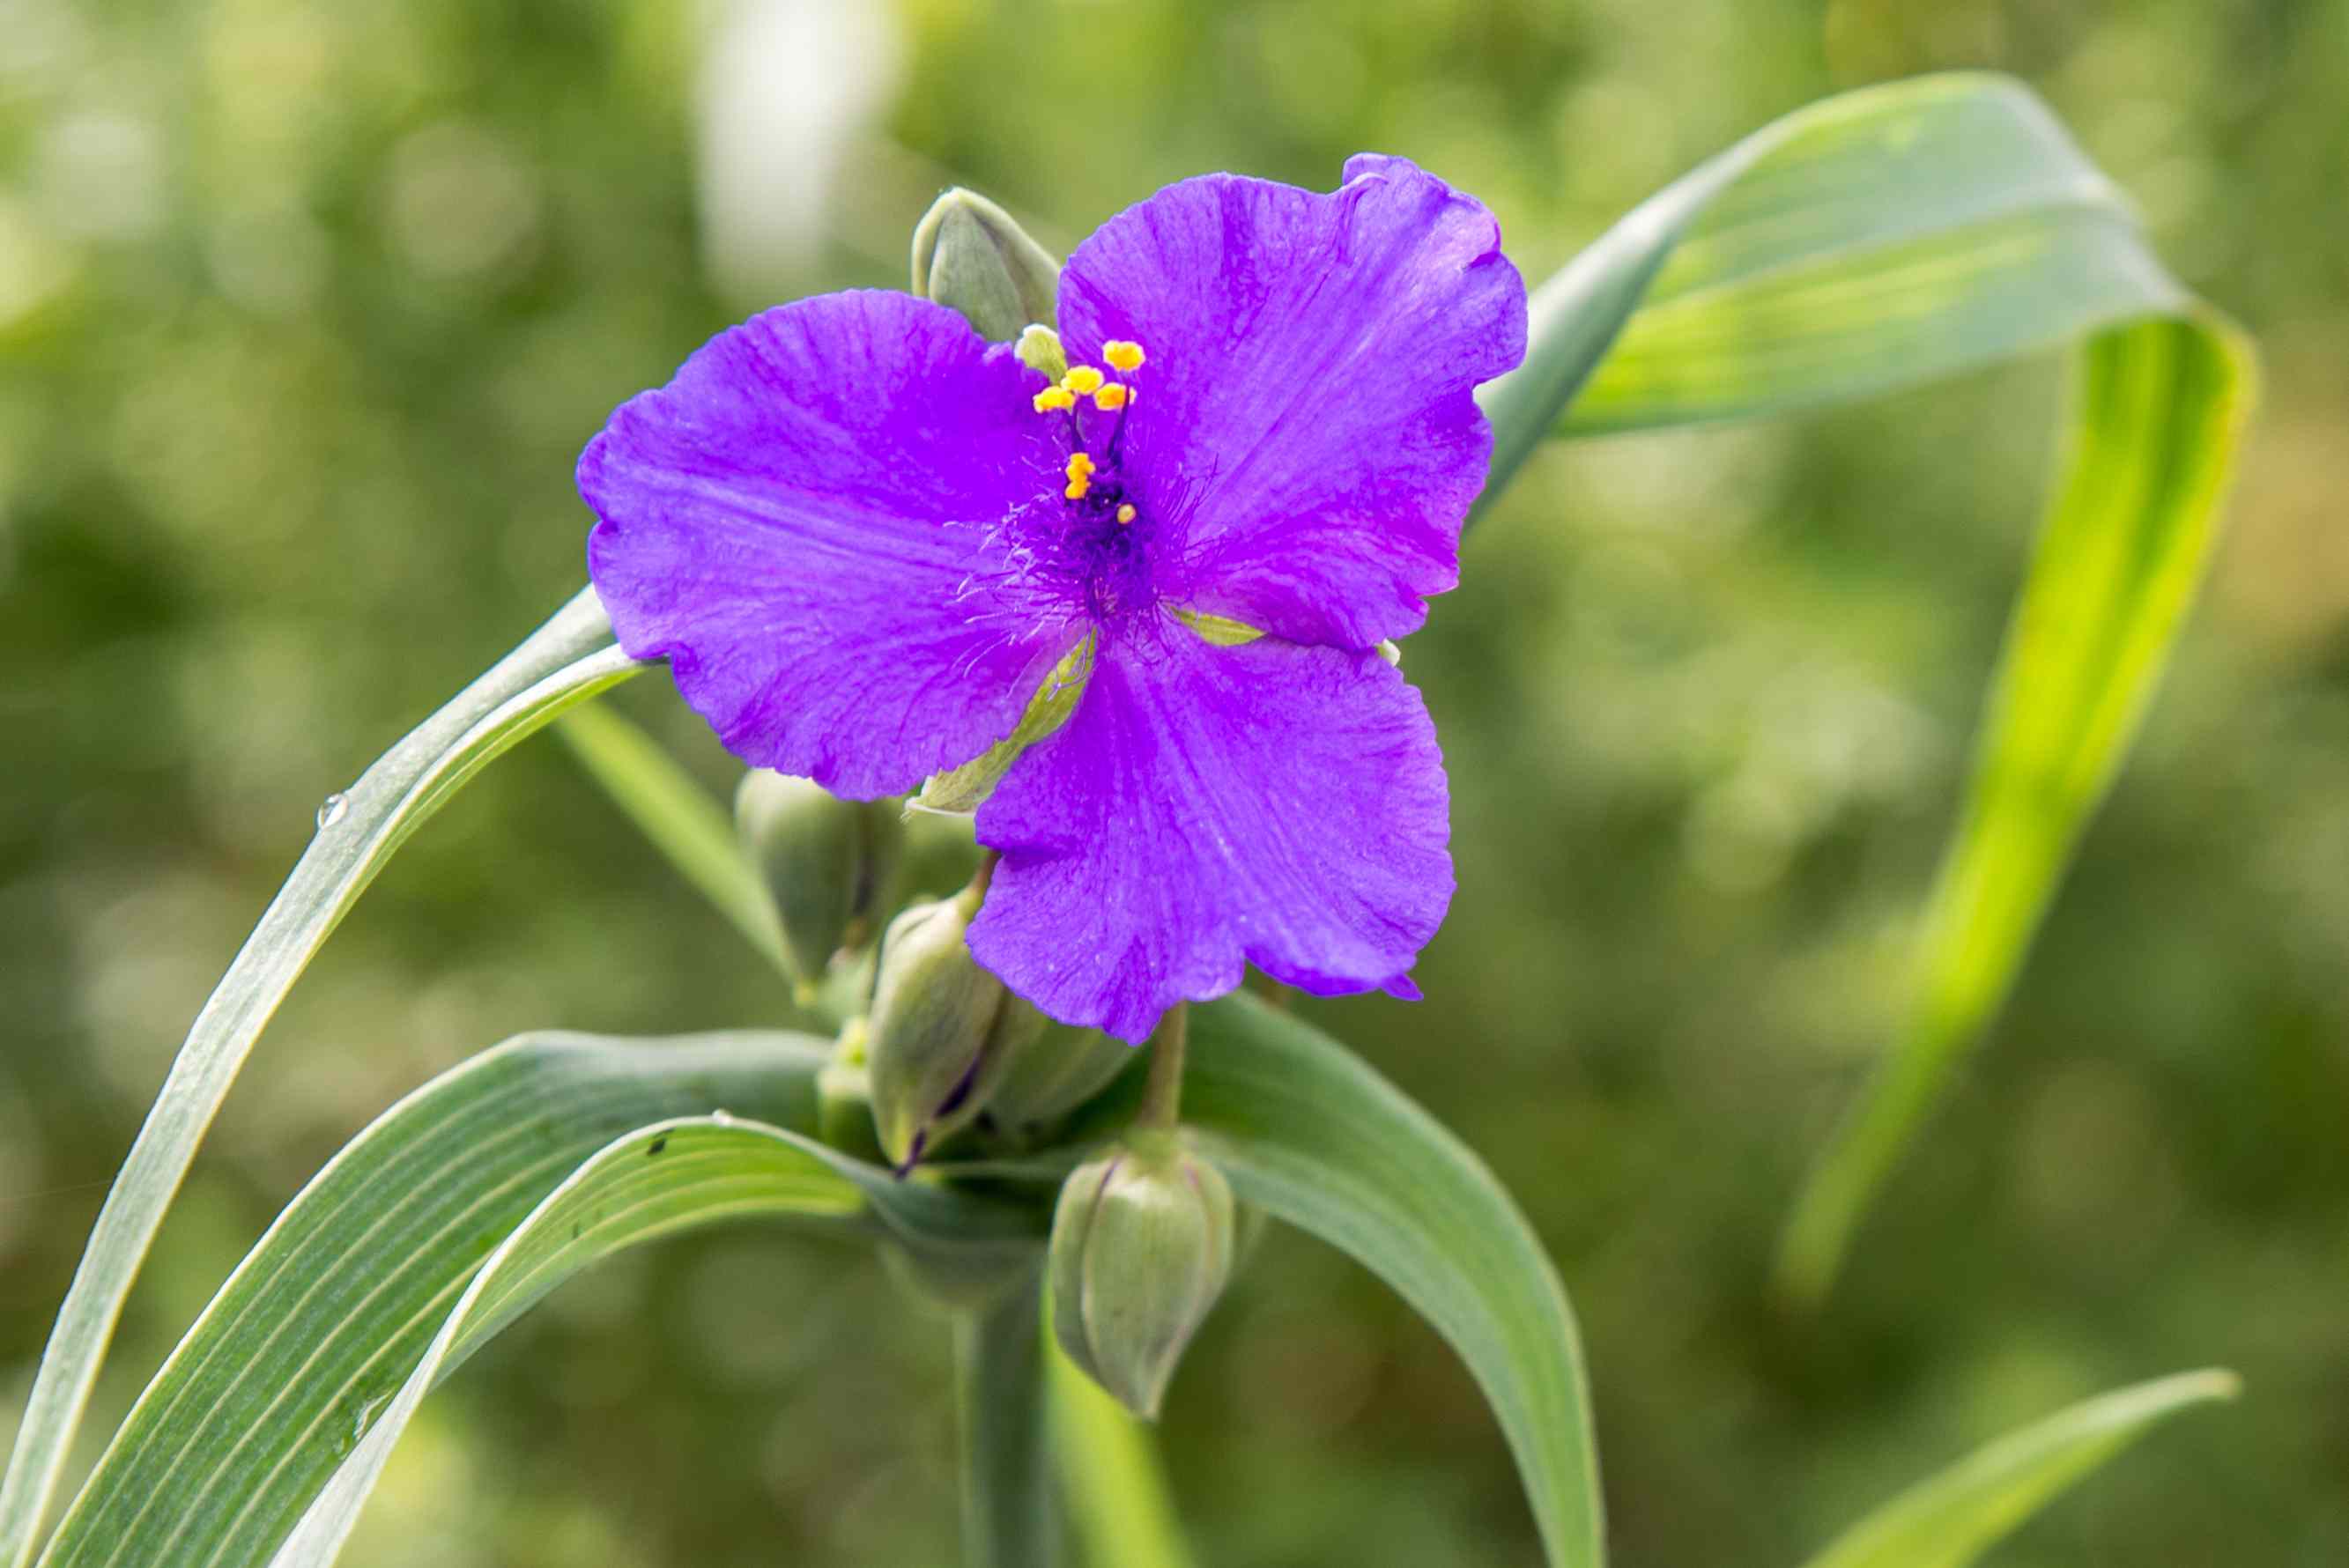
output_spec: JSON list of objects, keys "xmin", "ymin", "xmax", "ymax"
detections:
[{"xmin": 1022, "ymin": 337, "xmax": 1155, "ymax": 620}]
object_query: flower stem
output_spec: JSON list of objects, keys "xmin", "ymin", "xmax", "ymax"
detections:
[
  {"xmin": 1136, "ymin": 1002, "xmax": 1189, "ymax": 1130},
  {"xmin": 954, "ymin": 1268, "xmax": 1057, "ymax": 1568},
  {"xmin": 969, "ymin": 847, "xmax": 1001, "ymax": 900}
]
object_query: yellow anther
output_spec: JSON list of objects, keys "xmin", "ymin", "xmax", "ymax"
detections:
[
  {"xmin": 1102, "ymin": 340, "xmax": 1145, "ymax": 373},
  {"xmin": 1065, "ymin": 452, "xmax": 1095, "ymax": 480},
  {"xmin": 1116, "ymin": 503, "xmax": 1137, "ymax": 524},
  {"xmin": 1064, "ymin": 477, "xmax": 1092, "ymax": 501},
  {"xmin": 1063, "ymin": 365, "xmax": 1105, "ymax": 396},
  {"xmin": 1033, "ymin": 386, "xmax": 1076, "ymax": 413},
  {"xmin": 1093, "ymin": 382, "xmax": 1130, "ymax": 411}
]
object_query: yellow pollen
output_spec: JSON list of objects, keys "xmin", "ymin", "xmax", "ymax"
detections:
[
  {"xmin": 1093, "ymin": 382, "xmax": 1130, "ymax": 410},
  {"xmin": 1116, "ymin": 503, "xmax": 1137, "ymax": 523},
  {"xmin": 1032, "ymin": 386, "xmax": 1076, "ymax": 413},
  {"xmin": 1065, "ymin": 452, "xmax": 1095, "ymax": 479},
  {"xmin": 1064, "ymin": 477, "xmax": 1092, "ymax": 500},
  {"xmin": 1102, "ymin": 340, "xmax": 1145, "ymax": 373},
  {"xmin": 1062, "ymin": 365, "xmax": 1105, "ymax": 396}
]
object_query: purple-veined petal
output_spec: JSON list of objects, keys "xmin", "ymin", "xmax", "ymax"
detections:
[
  {"xmin": 1056, "ymin": 155, "xmax": 1526, "ymax": 649},
  {"xmin": 969, "ymin": 616, "xmax": 1452, "ymax": 1041},
  {"xmin": 581, "ymin": 290, "xmax": 1075, "ymax": 798}
]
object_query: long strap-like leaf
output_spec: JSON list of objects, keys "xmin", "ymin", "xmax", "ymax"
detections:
[
  {"xmin": 268, "ymin": 1110, "xmax": 1037, "ymax": 1568},
  {"xmin": 1474, "ymin": 73, "xmax": 2253, "ymax": 1302},
  {"xmin": 0, "ymin": 590, "xmax": 642, "ymax": 1568},
  {"xmin": 1796, "ymin": 1369, "xmax": 2237, "ymax": 1568},
  {"xmin": 1777, "ymin": 315, "xmax": 2248, "ymax": 1302},
  {"xmin": 1182, "ymin": 995, "xmax": 1604, "ymax": 1568},
  {"xmin": 39, "ymin": 1031, "xmax": 829, "ymax": 1568}
]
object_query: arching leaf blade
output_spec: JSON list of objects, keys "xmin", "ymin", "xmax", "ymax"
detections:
[
  {"xmin": 38, "ymin": 1030, "xmax": 832, "ymax": 1568},
  {"xmin": 269, "ymin": 1113, "xmax": 1041, "ymax": 1568},
  {"xmin": 0, "ymin": 589, "xmax": 645, "ymax": 1568},
  {"xmin": 1557, "ymin": 75, "xmax": 2190, "ymax": 433},
  {"xmin": 1476, "ymin": 72, "xmax": 2191, "ymax": 483},
  {"xmin": 1776, "ymin": 313, "xmax": 2252, "ymax": 1301},
  {"xmin": 1181, "ymin": 995, "xmax": 1604, "ymax": 1568},
  {"xmin": 1797, "ymin": 1369, "xmax": 2239, "ymax": 1568},
  {"xmin": 1474, "ymin": 73, "xmax": 2254, "ymax": 1302}
]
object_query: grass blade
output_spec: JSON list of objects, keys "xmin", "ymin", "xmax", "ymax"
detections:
[
  {"xmin": 1797, "ymin": 1369, "xmax": 2239, "ymax": 1568},
  {"xmin": 1181, "ymin": 995, "xmax": 1604, "ymax": 1568},
  {"xmin": 0, "ymin": 589, "xmax": 642, "ymax": 1568}
]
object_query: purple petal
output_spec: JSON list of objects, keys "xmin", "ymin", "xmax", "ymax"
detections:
[
  {"xmin": 1057, "ymin": 155, "xmax": 1525, "ymax": 648},
  {"xmin": 968, "ymin": 616, "xmax": 1452, "ymax": 1041},
  {"xmin": 582, "ymin": 290, "xmax": 1075, "ymax": 798}
]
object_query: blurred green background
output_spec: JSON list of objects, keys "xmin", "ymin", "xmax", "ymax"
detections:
[{"xmin": 4, "ymin": 1, "xmax": 2345, "ymax": 1564}]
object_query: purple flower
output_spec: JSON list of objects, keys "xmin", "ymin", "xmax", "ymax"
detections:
[{"xmin": 580, "ymin": 155, "xmax": 1526, "ymax": 1042}]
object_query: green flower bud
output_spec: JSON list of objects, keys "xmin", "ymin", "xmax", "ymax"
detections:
[
  {"xmin": 1048, "ymin": 1133, "xmax": 1235, "ymax": 1420},
  {"xmin": 909, "ymin": 188, "xmax": 1061, "ymax": 344},
  {"xmin": 1015, "ymin": 322, "xmax": 1069, "ymax": 381},
  {"xmin": 984, "ymin": 1019, "xmax": 1137, "ymax": 1134},
  {"xmin": 735, "ymin": 770, "xmax": 904, "ymax": 1000},
  {"xmin": 865, "ymin": 887, "xmax": 1028, "ymax": 1168}
]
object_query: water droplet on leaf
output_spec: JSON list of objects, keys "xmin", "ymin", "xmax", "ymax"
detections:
[{"xmin": 316, "ymin": 792, "xmax": 350, "ymax": 829}]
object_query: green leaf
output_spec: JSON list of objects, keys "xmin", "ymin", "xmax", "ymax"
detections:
[
  {"xmin": 40, "ymin": 1024, "xmax": 1041, "ymax": 1568},
  {"xmin": 1473, "ymin": 73, "xmax": 2254, "ymax": 1302},
  {"xmin": 1478, "ymin": 73, "xmax": 2205, "ymax": 482},
  {"xmin": 0, "ymin": 588, "xmax": 645, "ymax": 1568},
  {"xmin": 1180, "ymin": 995, "xmax": 1604, "ymax": 1568},
  {"xmin": 1777, "ymin": 315, "xmax": 2252, "ymax": 1304},
  {"xmin": 38, "ymin": 1030, "xmax": 830, "ymax": 1568},
  {"xmin": 270, "ymin": 1106, "xmax": 1034, "ymax": 1568},
  {"xmin": 1048, "ymin": 1337, "xmax": 1196, "ymax": 1568},
  {"xmin": 957, "ymin": 1273, "xmax": 1058, "ymax": 1568},
  {"xmin": 269, "ymin": 1103, "xmax": 1038, "ymax": 1568},
  {"xmin": 1796, "ymin": 1369, "xmax": 2239, "ymax": 1568},
  {"xmin": 555, "ymin": 701, "xmax": 789, "ymax": 971}
]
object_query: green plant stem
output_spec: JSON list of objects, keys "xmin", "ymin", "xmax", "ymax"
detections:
[
  {"xmin": 1136, "ymin": 1003, "xmax": 1189, "ymax": 1131},
  {"xmin": 954, "ymin": 1270, "xmax": 1056, "ymax": 1568},
  {"xmin": 1048, "ymin": 1338, "xmax": 1197, "ymax": 1568}
]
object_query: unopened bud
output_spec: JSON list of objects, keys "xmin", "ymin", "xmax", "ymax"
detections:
[
  {"xmin": 865, "ymin": 887, "xmax": 1028, "ymax": 1168},
  {"xmin": 1048, "ymin": 1133, "xmax": 1235, "ymax": 1420},
  {"xmin": 909, "ymin": 188, "xmax": 1060, "ymax": 343},
  {"xmin": 985, "ymin": 1020, "xmax": 1136, "ymax": 1133},
  {"xmin": 735, "ymin": 771, "xmax": 903, "ymax": 998},
  {"xmin": 1015, "ymin": 323, "xmax": 1069, "ymax": 381}
]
